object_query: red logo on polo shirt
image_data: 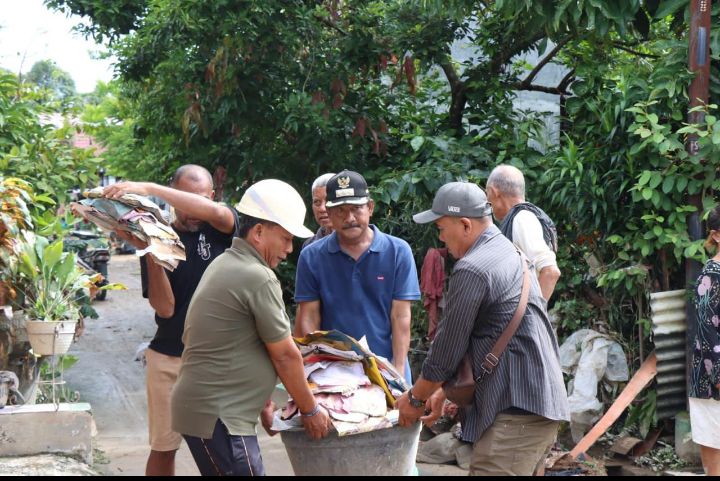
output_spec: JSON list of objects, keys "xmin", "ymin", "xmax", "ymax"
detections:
[{"xmin": 377, "ymin": 276, "xmax": 385, "ymax": 281}]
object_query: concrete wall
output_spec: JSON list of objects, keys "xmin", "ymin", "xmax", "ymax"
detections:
[{"xmin": 0, "ymin": 403, "xmax": 94, "ymax": 464}]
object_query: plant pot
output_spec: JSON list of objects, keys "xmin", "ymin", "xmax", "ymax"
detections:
[{"xmin": 24, "ymin": 320, "xmax": 77, "ymax": 356}]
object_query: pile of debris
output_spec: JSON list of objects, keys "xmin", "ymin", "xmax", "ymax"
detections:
[
  {"xmin": 73, "ymin": 188, "xmax": 185, "ymax": 270},
  {"xmin": 545, "ymin": 450, "xmax": 607, "ymax": 476},
  {"xmin": 273, "ymin": 330, "xmax": 408, "ymax": 436}
]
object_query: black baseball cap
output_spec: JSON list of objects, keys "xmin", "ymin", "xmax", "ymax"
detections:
[
  {"xmin": 325, "ymin": 170, "xmax": 370, "ymax": 207},
  {"xmin": 413, "ymin": 182, "xmax": 493, "ymax": 223}
]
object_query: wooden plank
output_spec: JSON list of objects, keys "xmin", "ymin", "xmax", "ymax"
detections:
[
  {"xmin": 609, "ymin": 436, "xmax": 643, "ymax": 455},
  {"xmin": 569, "ymin": 351, "xmax": 657, "ymax": 459}
]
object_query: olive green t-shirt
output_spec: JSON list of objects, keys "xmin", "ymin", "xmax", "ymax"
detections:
[{"xmin": 171, "ymin": 237, "xmax": 291, "ymax": 438}]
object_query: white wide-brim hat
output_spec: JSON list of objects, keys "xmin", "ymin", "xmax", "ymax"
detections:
[{"xmin": 235, "ymin": 179, "xmax": 314, "ymax": 238}]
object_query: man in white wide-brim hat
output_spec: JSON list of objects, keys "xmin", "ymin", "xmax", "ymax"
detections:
[{"xmin": 171, "ymin": 179, "xmax": 331, "ymax": 476}]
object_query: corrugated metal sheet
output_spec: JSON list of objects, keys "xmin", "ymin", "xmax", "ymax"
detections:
[{"xmin": 649, "ymin": 290, "xmax": 688, "ymax": 420}]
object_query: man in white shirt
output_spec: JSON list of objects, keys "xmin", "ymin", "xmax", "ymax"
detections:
[{"xmin": 486, "ymin": 165, "xmax": 560, "ymax": 301}]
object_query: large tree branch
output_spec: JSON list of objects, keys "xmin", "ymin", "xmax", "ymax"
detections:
[
  {"xmin": 611, "ymin": 41, "xmax": 660, "ymax": 59},
  {"xmin": 515, "ymin": 84, "xmax": 567, "ymax": 94},
  {"xmin": 440, "ymin": 61, "xmax": 462, "ymax": 91},
  {"xmin": 440, "ymin": 61, "xmax": 467, "ymax": 135},
  {"xmin": 512, "ymin": 68, "xmax": 576, "ymax": 96},
  {"xmin": 490, "ymin": 31, "xmax": 545, "ymax": 75},
  {"xmin": 444, "ymin": 28, "xmax": 545, "ymax": 134},
  {"xmin": 558, "ymin": 68, "xmax": 576, "ymax": 93},
  {"xmin": 517, "ymin": 37, "xmax": 571, "ymax": 89}
]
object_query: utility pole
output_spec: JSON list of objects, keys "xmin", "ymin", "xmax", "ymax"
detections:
[{"xmin": 685, "ymin": 0, "xmax": 711, "ymax": 396}]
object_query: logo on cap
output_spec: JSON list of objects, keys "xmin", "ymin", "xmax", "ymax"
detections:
[
  {"xmin": 448, "ymin": 206, "xmax": 461, "ymax": 213},
  {"xmin": 338, "ymin": 176, "xmax": 351, "ymax": 189}
]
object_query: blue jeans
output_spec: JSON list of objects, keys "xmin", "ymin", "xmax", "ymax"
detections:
[{"xmin": 183, "ymin": 419, "xmax": 265, "ymax": 476}]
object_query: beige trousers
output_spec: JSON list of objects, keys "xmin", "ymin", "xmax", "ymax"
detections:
[
  {"xmin": 469, "ymin": 413, "xmax": 559, "ymax": 476},
  {"xmin": 146, "ymin": 348, "xmax": 183, "ymax": 451}
]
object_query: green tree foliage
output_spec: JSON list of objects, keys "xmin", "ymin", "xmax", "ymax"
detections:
[
  {"xmin": 44, "ymin": 0, "xmax": 146, "ymax": 43},
  {"xmin": 0, "ymin": 72, "xmax": 102, "ymax": 207},
  {"xmin": 46, "ymin": 0, "xmax": 720, "ymax": 359},
  {"xmin": 79, "ymin": 81, "xmax": 138, "ymax": 179},
  {"xmin": 537, "ymin": 3, "xmax": 720, "ymax": 352},
  {"xmin": 44, "ymin": 0, "xmax": 720, "ymax": 437},
  {"xmin": 25, "ymin": 59, "xmax": 78, "ymax": 107},
  {"xmin": 54, "ymin": 1, "xmax": 577, "ymax": 219}
]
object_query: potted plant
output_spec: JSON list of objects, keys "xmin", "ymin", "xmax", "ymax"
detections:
[{"xmin": 8, "ymin": 232, "xmax": 100, "ymax": 356}]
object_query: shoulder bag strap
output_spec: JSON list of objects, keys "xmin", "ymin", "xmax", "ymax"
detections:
[{"xmin": 476, "ymin": 251, "xmax": 531, "ymax": 381}]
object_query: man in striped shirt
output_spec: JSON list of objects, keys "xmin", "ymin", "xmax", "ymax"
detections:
[{"xmin": 397, "ymin": 181, "xmax": 569, "ymax": 476}]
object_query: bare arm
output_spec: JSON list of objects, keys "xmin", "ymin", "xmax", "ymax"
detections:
[
  {"xmin": 116, "ymin": 229, "xmax": 175, "ymax": 318},
  {"xmin": 294, "ymin": 301, "xmax": 322, "ymax": 337},
  {"xmin": 146, "ymin": 256, "xmax": 175, "ymax": 318},
  {"xmin": 103, "ymin": 181, "xmax": 236, "ymax": 235},
  {"xmin": 265, "ymin": 336, "xmax": 331, "ymax": 440},
  {"xmin": 511, "ymin": 212, "xmax": 559, "ymax": 301},
  {"xmin": 538, "ymin": 265, "xmax": 561, "ymax": 301},
  {"xmin": 390, "ymin": 300, "xmax": 412, "ymax": 378}
]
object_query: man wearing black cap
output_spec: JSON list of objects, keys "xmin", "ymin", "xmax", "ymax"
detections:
[
  {"xmin": 294, "ymin": 170, "xmax": 420, "ymax": 384},
  {"xmin": 396, "ymin": 181, "xmax": 568, "ymax": 476}
]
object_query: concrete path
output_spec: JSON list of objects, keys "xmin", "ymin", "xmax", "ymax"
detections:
[{"xmin": 65, "ymin": 254, "xmax": 462, "ymax": 476}]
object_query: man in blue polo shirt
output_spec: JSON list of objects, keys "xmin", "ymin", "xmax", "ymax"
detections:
[{"xmin": 294, "ymin": 170, "xmax": 421, "ymax": 384}]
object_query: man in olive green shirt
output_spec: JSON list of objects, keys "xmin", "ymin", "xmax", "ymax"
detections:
[{"xmin": 171, "ymin": 179, "xmax": 331, "ymax": 476}]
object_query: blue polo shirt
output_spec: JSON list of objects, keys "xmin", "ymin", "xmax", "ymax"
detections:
[{"xmin": 295, "ymin": 225, "xmax": 420, "ymax": 383}]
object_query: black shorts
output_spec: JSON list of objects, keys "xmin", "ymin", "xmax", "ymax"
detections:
[{"xmin": 183, "ymin": 419, "xmax": 265, "ymax": 476}]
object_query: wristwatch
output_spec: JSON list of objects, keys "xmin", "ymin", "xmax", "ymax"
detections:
[{"xmin": 407, "ymin": 389, "xmax": 426, "ymax": 408}]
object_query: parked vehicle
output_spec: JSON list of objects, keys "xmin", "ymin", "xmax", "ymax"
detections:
[
  {"xmin": 109, "ymin": 231, "xmax": 137, "ymax": 255},
  {"xmin": 64, "ymin": 230, "xmax": 111, "ymax": 301}
]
